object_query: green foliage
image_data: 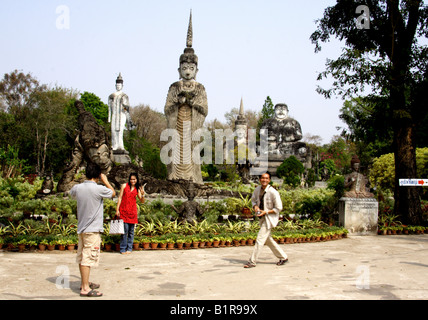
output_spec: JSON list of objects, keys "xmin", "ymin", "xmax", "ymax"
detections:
[
  {"xmin": 257, "ymin": 96, "xmax": 275, "ymax": 136},
  {"xmin": 370, "ymin": 152, "xmax": 395, "ymax": 191},
  {"xmin": 279, "ymin": 187, "xmax": 335, "ymax": 221},
  {"xmin": 125, "ymin": 130, "xmax": 167, "ymax": 179},
  {"xmin": 0, "ymin": 145, "xmax": 28, "ymax": 178},
  {"xmin": 277, "ymin": 156, "xmax": 304, "ymax": 187},
  {"xmin": 202, "ymin": 164, "xmax": 219, "ymax": 181},
  {"xmin": 327, "ymin": 175, "xmax": 345, "ymax": 198},
  {"xmin": 370, "ymin": 148, "xmax": 428, "ymax": 192},
  {"xmin": 80, "ymin": 92, "xmax": 109, "ymax": 125}
]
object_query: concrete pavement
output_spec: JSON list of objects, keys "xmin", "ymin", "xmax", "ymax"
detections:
[{"xmin": 1, "ymin": 234, "xmax": 428, "ymax": 301}]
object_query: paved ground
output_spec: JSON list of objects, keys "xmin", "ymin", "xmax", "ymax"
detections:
[{"xmin": 1, "ymin": 234, "xmax": 428, "ymax": 302}]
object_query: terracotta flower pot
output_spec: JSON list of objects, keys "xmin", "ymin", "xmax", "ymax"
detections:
[
  {"xmin": 141, "ymin": 242, "xmax": 150, "ymax": 250},
  {"xmin": 212, "ymin": 240, "xmax": 220, "ymax": 248},
  {"xmin": 176, "ymin": 243, "xmax": 184, "ymax": 250},
  {"xmin": 192, "ymin": 241, "xmax": 200, "ymax": 248},
  {"xmin": 150, "ymin": 242, "xmax": 159, "ymax": 249},
  {"xmin": 167, "ymin": 243, "xmax": 175, "ymax": 250},
  {"xmin": 67, "ymin": 245, "xmax": 75, "ymax": 251},
  {"xmin": 38, "ymin": 244, "xmax": 46, "ymax": 251}
]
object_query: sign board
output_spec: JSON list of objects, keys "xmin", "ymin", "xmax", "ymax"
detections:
[{"xmin": 399, "ymin": 179, "xmax": 428, "ymax": 186}]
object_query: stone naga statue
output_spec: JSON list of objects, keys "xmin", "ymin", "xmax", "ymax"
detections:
[
  {"xmin": 57, "ymin": 100, "xmax": 113, "ymax": 192},
  {"xmin": 164, "ymin": 11, "xmax": 208, "ymax": 184}
]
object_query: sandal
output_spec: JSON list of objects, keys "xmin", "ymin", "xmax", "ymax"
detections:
[
  {"xmin": 80, "ymin": 282, "xmax": 100, "ymax": 290},
  {"xmin": 80, "ymin": 289, "xmax": 103, "ymax": 297},
  {"xmin": 276, "ymin": 259, "xmax": 288, "ymax": 266},
  {"xmin": 243, "ymin": 262, "xmax": 256, "ymax": 268}
]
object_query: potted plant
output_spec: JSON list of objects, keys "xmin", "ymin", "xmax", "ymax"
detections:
[
  {"xmin": 133, "ymin": 236, "xmax": 141, "ymax": 251},
  {"xmin": 191, "ymin": 236, "xmax": 200, "ymax": 249},
  {"xmin": 183, "ymin": 235, "xmax": 192, "ymax": 249},
  {"xmin": 212, "ymin": 236, "xmax": 220, "ymax": 248},
  {"xmin": 56, "ymin": 238, "xmax": 67, "ymax": 251},
  {"xmin": 176, "ymin": 238, "xmax": 185, "ymax": 250},
  {"xmin": 17, "ymin": 238, "xmax": 27, "ymax": 252},
  {"xmin": 66, "ymin": 235, "xmax": 77, "ymax": 251},
  {"xmin": 47, "ymin": 240, "xmax": 56, "ymax": 251},
  {"xmin": 38, "ymin": 238, "xmax": 48, "ymax": 251},
  {"xmin": 165, "ymin": 237, "xmax": 175, "ymax": 250},
  {"xmin": 150, "ymin": 238, "xmax": 160, "ymax": 249},
  {"xmin": 158, "ymin": 239, "xmax": 168, "ymax": 250},
  {"xmin": 140, "ymin": 236, "xmax": 150, "ymax": 250}
]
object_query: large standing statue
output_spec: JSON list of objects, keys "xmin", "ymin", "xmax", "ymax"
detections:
[
  {"xmin": 164, "ymin": 12, "xmax": 208, "ymax": 184},
  {"xmin": 108, "ymin": 73, "xmax": 134, "ymax": 152}
]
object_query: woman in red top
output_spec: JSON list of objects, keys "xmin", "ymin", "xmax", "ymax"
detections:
[{"xmin": 116, "ymin": 173, "xmax": 145, "ymax": 254}]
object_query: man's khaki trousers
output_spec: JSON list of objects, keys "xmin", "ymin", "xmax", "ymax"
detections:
[{"xmin": 249, "ymin": 220, "xmax": 288, "ymax": 265}]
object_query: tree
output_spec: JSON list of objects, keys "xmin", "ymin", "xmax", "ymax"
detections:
[
  {"xmin": 80, "ymin": 92, "xmax": 109, "ymax": 126},
  {"xmin": 339, "ymin": 96, "xmax": 394, "ymax": 162},
  {"xmin": 0, "ymin": 70, "xmax": 47, "ymax": 166},
  {"xmin": 277, "ymin": 156, "xmax": 305, "ymax": 187},
  {"xmin": 257, "ymin": 96, "xmax": 275, "ymax": 130},
  {"xmin": 31, "ymin": 87, "xmax": 78, "ymax": 176},
  {"xmin": 311, "ymin": 0, "xmax": 428, "ymax": 225},
  {"xmin": 130, "ymin": 104, "xmax": 167, "ymax": 148},
  {"xmin": 224, "ymin": 107, "xmax": 260, "ymax": 130}
]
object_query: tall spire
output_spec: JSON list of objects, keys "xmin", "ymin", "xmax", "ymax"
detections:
[
  {"xmin": 180, "ymin": 10, "xmax": 198, "ymax": 66},
  {"xmin": 186, "ymin": 10, "xmax": 193, "ymax": 48},
  {"xmin": 239, "ymin": 97, "xmax": 244, "ymax": 116},
  {"xmin": 235, "ymin": 97, "xmax": 247, "ymax": 126}
]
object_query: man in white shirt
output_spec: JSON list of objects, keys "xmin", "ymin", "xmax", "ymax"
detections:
[{"xmin": 244, "ymin": 172, "xmax": 288, "ymax": 268}]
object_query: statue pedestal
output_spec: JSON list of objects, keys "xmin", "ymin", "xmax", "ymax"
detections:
[
  {"xmin": 113, "ymin": 150, "xmax": 131, "ymax": 165},
  {"xmin": 339, "ymin": 198, "xmax": 378, "ymax": 235}
]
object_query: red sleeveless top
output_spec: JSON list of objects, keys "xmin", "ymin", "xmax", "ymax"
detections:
[{"xmin": 119, "ymin": 184, "xmax": 138, "ymax": 224}]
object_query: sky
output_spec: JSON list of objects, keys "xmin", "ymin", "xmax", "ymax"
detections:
[{"xmin": 1, "ymin": 0, "xmax": 352, "ymax": 144}]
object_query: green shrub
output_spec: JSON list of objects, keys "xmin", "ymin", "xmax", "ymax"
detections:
[{"xmin": 277, "ymin": 156, "xmax": 304, "ymax": 188}]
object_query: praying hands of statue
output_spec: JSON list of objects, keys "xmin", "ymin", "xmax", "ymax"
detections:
[{"xmin": 178, "ymin": 92, "xmax": 195, "ymax": 106}]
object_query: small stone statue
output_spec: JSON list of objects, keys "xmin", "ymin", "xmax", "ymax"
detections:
[
  {"xmin": 36, "ymin": 175, "xmax": 54, "ymax": 198},
  {"xmin": 164, "ymin": 12, "xmax": 208, "ymax": 184},
  {"xmin": 171, "ymin": 181, "xmax": 204, "ymax": 225},
  {"xmin": 343, "ymin": 155, "xmax": 374, "ymax": 198},
  {"xmin": 108, "ymin": 73, "xmax": 135, "ymax": 152}
]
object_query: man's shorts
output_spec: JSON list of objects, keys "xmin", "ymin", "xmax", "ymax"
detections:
[{"xmin": 76, "ymin": 232, "xmax": 101, "ymax": 267}]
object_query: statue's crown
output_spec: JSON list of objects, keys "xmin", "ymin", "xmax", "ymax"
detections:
[
  {"xmin": 116, "ymin": 73, "xmax": 123, "ymax": 84},
  {"xmin": 179, "ymin": 11, "xmax": 198, "ymax": 66}
]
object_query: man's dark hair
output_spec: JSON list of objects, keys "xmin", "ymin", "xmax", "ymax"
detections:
[
  {"xmin": 260, "ymin": 172, "xmax": 271, "ymax": 179},
  {"xmin": 86, "ymin": 162, "xmax": 102, "ymax": 180}
]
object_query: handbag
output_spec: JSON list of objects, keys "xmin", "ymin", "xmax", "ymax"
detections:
[{"xmin": 109, "ymin": 219, "xmax": 124, "ymax": 235}]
